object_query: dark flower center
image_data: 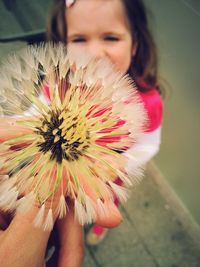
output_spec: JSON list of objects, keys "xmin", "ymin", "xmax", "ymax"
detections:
[{"xmin": 36, "ymin": 109, "xmax": 90, "ymax": 163}]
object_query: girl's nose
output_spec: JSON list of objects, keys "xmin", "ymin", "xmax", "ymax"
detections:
[{"xmin": 87, "ymin": 41, "xmax": 106, "ymax": 59}]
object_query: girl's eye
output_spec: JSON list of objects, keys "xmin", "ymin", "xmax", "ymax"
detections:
[
  {"xmin": 104, "ymin": 36, "xmax": 119, "ymax": 41},
  {"xmin": 71, "ymin": 38, "xmax": 86, "ymax": 43}
]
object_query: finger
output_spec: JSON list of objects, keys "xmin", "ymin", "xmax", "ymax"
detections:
[
  {"xmin": 56, "ymin": 205, "xmax": 84, "ymax": 267},
  {"xmin": 77, "ymin": 174, "xmax": 123, "ymax": 228},
  {"xmin": 95, "ymin": 199, "xmax": 122, "ymax": 228}
]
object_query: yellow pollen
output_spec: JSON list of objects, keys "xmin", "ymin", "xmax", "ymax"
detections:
[
  {"xmin": 46, "ymin": 115, "xmax": 51, "ymax": 123},
  {"xmin": 64, "ymin": 127, "xmax": 74, "ymax": 139},
  {"xmin": 61, "ymin": 143, "xmax": 65, "ymax": 149},
  {"xmin": 59, "ymin": 120, "xmax": 71, "ymax": 130},
  {"xmin": 37, "ymin": 136, "xmax": 45, "ymax": 142},
  {"xmin": 58, "ymin": 110, "xmax": 70, "ymax": 121},
  {"xmin": 54, "ymin": 135, "xmax": 60, "ymax": 143},
  {"xmin": 62, "ymin": 113, "xmax": 70, "ymax": 120},
  {"xmin": 67, "ymin": 137, "xmax": 75, "ymax": 145},
  {"xmin": 52, "ymin": 128, "xmax": 59, "ymax": 135},
  {"xmin": 41, "ymin": 124, "xmax": 48, "ymax": 132},
  {"xmin": 77, "ymin": 143, "xmax": 86, "ymax": 151},
  {"xmin": 61, "ymin": 129, "xmax": 67, "ymax": 137}
]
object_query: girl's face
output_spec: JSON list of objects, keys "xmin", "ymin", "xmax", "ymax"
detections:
[{"xmin": 66, "ymin": 0, "xmax": 137, "ymax": 74}]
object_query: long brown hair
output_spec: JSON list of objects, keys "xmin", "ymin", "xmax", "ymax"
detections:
[
  {"xmin": 46, "ymin": 0, "xmax": 161, "ymax": 93},
  {"xmin": 46, "ymin": 0, "xmax": 67, "ymax": 43}
]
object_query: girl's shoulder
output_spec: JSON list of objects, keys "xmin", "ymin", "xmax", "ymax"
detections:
[{"xmin": 137, "ymin": 88, "xmax": 163, "ymax": 132}]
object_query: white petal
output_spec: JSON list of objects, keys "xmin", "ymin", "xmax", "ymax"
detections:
[
  {"xmin": 74, "ymin": 200, "xmax": 87, "ymax": 225},
  {"xmin": 34, "ymin": 204, "xmax": 45, "ymax": 228},
  {"xmin": 43, "ymin": 209, "xmax": 54, "ymax": 231},
  {"xmin": 56, "ymin": 195, "xmax": 67, "ymax": 218},
  {"xmin": 0, "ymin": 187, "xmax": 18, "ymax": 211},
  {"xmin": 108, "ymin": 181, "xmax": 129, "ymax": 203},
  {"xmin": 85, "ymin": 196, "xmax": 96, "ymax": 223},
  {"xmin": 96, "ymin": 198, "xmax": 109, "ymax": 219}
]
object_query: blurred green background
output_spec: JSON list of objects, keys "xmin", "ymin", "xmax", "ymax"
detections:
[
  {"xmin": 0, "ymin": 0, "xmax": 199, "ymax": 225},
  {"xmin": 144, "ymin": 0, "xmax": 200, "ymax": 225}
]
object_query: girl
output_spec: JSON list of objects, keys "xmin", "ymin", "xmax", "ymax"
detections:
[
  {"xmin": 0, "ymin": 0, "xmax": 163, "ymax": 266},
  {"xmin": 46, "ymin": 0, "xmax": 163, "ymax": 246}
]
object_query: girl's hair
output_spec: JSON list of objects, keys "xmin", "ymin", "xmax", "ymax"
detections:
[{"xmin": 46, "ymin": 0, "xmax": 160, "ymax": 93}]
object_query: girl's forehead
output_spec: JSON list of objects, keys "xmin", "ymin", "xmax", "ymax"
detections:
[{"xmin": 66, "ymin": 0, "xmax": 131, "ymax": 33}]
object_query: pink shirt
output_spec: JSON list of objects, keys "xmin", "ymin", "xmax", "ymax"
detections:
[{"xmin": 139, "ymin": 88, "xmax": 163, "ymax": 133}]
